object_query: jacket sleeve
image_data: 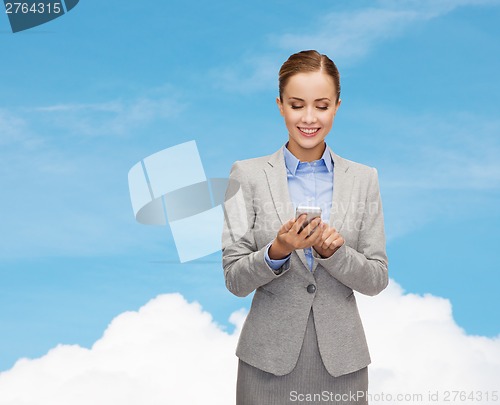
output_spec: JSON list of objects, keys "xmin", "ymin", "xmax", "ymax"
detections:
[
  {"xmin": 221, "ymin": 161, "xmax": 290, "ymax": 297},
  {"xmin": 313, "ymin": 167, "xmax": 389, "ymax": 296}
]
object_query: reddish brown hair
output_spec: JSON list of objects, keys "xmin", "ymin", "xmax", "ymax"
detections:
[{"xmin": 278, "ymin": 50, "xmax": 341, "ymax": 103}]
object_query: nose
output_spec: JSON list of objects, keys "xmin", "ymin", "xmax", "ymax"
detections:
[{"xmin": 302, "ymin": 107, "xmax": 317, "ymax": 124}]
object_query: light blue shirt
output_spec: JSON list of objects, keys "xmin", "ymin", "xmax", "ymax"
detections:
[{"xmin": 265, "ymin": 142, "xmax": 334, "ymax": 271}]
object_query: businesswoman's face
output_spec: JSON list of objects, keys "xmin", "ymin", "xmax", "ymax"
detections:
[{"xmin": 277, "ymin": 71, "xmax": 341, "ymax": 161}]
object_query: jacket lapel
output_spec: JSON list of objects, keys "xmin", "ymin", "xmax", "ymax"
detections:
[
  {"xmin": 264, "ymin": 148, "xmax": 294, "ymax": 225},
  {"xmin": 312, "ymin": 147, "xmax": 354, "ymax": 272},
  {"xmin": 328, "ymin": 148, "xmax": 354, "ymax": 232}
]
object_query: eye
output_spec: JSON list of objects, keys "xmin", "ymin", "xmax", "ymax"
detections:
[
  {"xmin": 316, "ymin": 106, "xmax": 329, "ymax": 111},
  {"xmin": 291, "ymin": 105, "xmax": 303, "ymax": 110}
]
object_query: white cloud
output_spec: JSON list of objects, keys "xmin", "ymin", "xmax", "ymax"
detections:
[
  {"xmin": 278, "ymin": 0, "xmax": 500, "ymax": 64},
  {"xmin": 356, "ymin": 282, "xmax": 500, "ymax": 402},
  {"xmin": 0, "ymin": 109, "xmax": 43, "ymax": 149},
  {"xmin": 211, "ymin": 53, "xmax": 281, "ymax": 93},
  {"xmin": 0, "ymin": 293, "xmax": 241, "ymax": 405},
  {"xmin": 0, "ymin": 285, "xmax": 498, "ymax": 405},
  {"xmin": 214, "ymin": 0, "xmax": 500, "ymax": 92},
  {"xmin": 276, "ymin": 8, "xmax": 419, "ymax": 65},
  {"xmin": 28, "ymin": 93, "xmax": 185, "ymax": 138},
  {"xmin": 378, "ymin": 0, "xmax": 500, "ymax": 15}
]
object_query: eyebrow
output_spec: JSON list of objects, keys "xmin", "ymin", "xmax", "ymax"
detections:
[{"xmin": 288, "ymin": 97, "xmax": 331, "ymax": 102}]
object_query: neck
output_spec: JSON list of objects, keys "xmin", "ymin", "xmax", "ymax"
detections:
[{"xmin": 286, "ymin": 140, "xmax": 326, "ymax": 162}]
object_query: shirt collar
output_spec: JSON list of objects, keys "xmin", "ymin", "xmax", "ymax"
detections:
[{"xmin": 283, "ymin": 142, "xmax": 334, "ymax": 175}]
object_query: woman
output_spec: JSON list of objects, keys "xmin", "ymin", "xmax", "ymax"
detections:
[{"xmin": 222, "ymin": 50, "xmax": 388, "ymax": 405}]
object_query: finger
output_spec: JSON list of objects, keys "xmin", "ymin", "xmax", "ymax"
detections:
[
  {"xmin": 317, "ymin": 229, "xmax": 337, "ymax": 249},
  {"xmin": 312, "ymin": 224, "xmax": 327, "ymax": 244},
  {"xmin": 331, "ymin": 236, "xmax": 345, "ymax": 250},
  {"xmin": 316, "ymin": 228, "xmax": 333, "ymax": 249},
  {"xmin": 327, "ymin": 234, "xmax": 344, "ymax": 250},
  {"xmin": 310, "ymin": 224, "xmax": 327, "ymax": 249},
  {"xmin": 300, "ymin": 223, "xmax": 323, "ymax": 249},
  {"xmin": 303, "ymin": 217, "xmax": 322, "ymax": 238},
  {"xmin": 281, "ymin": 218, "xmax": 295, "ymax": 233},
  {"xmin": 322, "ymin": 231, "xmax": 338, "ymax": 248},
  {"xmin": 321, "ymin": 239, "xmax": 333, "ymax": 250},
  {"xmin": 318, "ymin": 224, "xmax": 333, "ymax": 237},
  {"xmin": 292, "ymin": 214, "xmax": 308, "ymax": 234}
]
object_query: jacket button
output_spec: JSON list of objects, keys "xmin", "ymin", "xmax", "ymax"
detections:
[{"xmin": 307, "ymin": 284, "xmax": 316, "ymax": 294}]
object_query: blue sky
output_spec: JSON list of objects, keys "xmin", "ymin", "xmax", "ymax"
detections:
[{"xmin": 0, "ymin": 0, "xmax": 499, "ymax": 373}]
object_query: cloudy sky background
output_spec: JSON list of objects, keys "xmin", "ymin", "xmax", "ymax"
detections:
[{"xmin": 0, "ymin": 0, "xmax": 499, "ymax": 403}]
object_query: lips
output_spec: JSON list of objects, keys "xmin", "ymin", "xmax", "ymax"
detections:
[{"xmin": 298, "ymin": 127, "xmax": 320, "ymax": 137}]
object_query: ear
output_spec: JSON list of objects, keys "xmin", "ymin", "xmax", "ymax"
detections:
[
  {"xmin": 276, "ymin": 97, "xmax": 284, "ymax": 116},
  {"xmin": 334, "ymin": 98, "xmax": 342, "ymax": 113}
]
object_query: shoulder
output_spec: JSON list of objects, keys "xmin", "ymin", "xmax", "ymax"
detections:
[
  {"xmin": 331, "ymin": 151, "xmax": 381, "ymax": 195},
  {"xmin": 332, "ymin": 151, "xmax": 378, "ymax": 178},
  {"xmin": 228, "ymin": 149, "xmax": 279, "ymax": 181},
  {"xmin": 232, "ymin": 154, "xmax": 272, "ymax": 172}
]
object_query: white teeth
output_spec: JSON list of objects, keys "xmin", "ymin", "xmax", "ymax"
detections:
[{"xmin": 299, "ymin": 128, "xmax": 319, "ymax": 134}]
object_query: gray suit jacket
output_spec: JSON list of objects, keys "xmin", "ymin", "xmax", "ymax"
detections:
[{"xmin": 222, "ymin": 145, "xmax": 388, "ymax": 377}]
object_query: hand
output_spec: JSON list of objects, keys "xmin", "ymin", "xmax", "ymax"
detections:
[
  {"xmin": 312, "ymin": 224, "xmax": 344, "ymax": 258},
  {"xmin": 268, "ymin": 214, "xmax": 323, "ymax": 260}
]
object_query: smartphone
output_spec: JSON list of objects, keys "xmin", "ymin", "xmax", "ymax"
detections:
[{"xmin": 295, "ymin": 206, "xmax": 322, "ymax": 232}]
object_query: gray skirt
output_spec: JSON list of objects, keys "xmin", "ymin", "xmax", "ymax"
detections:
[{"xmin": 236, "ymin": 309, "xmax": 368, "ymax": 405}]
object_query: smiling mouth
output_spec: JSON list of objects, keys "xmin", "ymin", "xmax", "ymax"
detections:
[{"xmin": 298, "ymin": 127, "xmax": 320, "ymax": 136}]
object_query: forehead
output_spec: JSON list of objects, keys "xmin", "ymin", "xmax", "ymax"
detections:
[{"xmin": 283, "ymin": 71, "xmax": 336, "ymax": 99}]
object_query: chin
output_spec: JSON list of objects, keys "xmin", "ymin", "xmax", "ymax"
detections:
[{"xmin": 297, "ymin": 137, "xmax": 324, "ymax": 148}]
